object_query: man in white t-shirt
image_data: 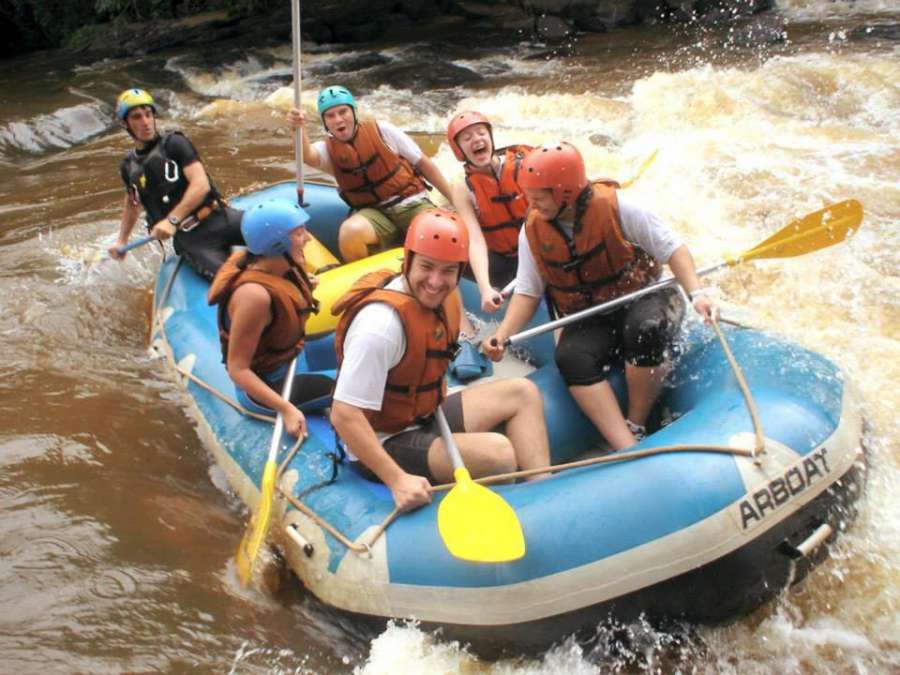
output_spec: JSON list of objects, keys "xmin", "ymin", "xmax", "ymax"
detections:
[
  {"xmin": 484, "ymin": 142, "xmax": 716, "ymax": 449},
  {"xmin": 287, "ymin": 85, "xmax": 453, "ymax": 262},
  {"xmin": 330, "ymin": 209, "xmax": 551, "ymax": 512}
]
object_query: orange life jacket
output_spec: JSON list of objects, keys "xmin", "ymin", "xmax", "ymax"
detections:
[
  {"xmin": 465, "ymin": 144, "xmax": 532, "ymax": 257},
  {"xmin": 524, "ymin": 181, "xmax": 662, "ymax": 316},
  {"xmin": 207, "ymin": 250, "xmax": 318, "ymax": 375},
  {"xmin": 326, "ymin": 120, "xmax": 426, "ymax": 209},
  {"xmin": 332, "ymin": 269, "xmax": 461, "ymax": 434}
]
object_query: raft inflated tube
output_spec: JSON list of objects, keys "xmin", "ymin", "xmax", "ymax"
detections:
[
  {"xmin": 302, "ymin": 233, "xmax": 340, "ymax": 274},
  {"xmin": 305, "ymin": 247, "xmax": 405, "ymax": 335}
]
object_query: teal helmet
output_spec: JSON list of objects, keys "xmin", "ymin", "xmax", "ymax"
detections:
[
  {"xmin": 317, "ymin": 85, "xmax": 356, "ymax": 123},
  {"xmin": 116, "ymin": 88, "xmax": 156, "ymax": 121},
  {"xmin": 241, "ymin": 200, "xmax": 310, "ymax": 257}
]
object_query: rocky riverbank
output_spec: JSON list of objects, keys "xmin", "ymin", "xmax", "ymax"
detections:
[{"xmin": 68, "ymin": 0, "xmax": 782, "ymax": 59}]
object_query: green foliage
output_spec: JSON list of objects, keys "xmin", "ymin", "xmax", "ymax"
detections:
[{"xmin": 2, "ymin": 0, "xmax": 279, "ymax": 57}]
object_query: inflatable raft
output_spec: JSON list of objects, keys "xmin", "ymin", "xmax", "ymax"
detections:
[{"xmin": 150, "ymin": 180, "xmax": 866, "ymax": 653}]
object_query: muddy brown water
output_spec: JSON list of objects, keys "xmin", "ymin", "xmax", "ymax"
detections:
[{"xmin": 1, "ymin": 5, "xmax": 897, "ymax": 672}]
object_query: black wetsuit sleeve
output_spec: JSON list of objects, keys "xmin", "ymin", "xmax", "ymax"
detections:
[{"xmin": 164, "ymin": 133, "xmax": 201, "ymax": 168}]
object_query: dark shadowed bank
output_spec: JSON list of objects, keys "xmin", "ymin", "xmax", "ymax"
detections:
[{"xmin": 4, "ymin": 0, "xmax": 776, "ymax": 60}]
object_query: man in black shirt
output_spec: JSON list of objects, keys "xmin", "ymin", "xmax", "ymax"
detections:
[{"xmin": 109, "ymin": 88, "xmax": 244, "ymax": 280}]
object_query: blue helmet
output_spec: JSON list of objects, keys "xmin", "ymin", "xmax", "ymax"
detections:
[
  {"xmin": 317, "ymin": 85, "xmax": 356, "ymax": 119},
  {"xmin": 241, "ymin": 200, "xmax": 310, "ymax": 257}
]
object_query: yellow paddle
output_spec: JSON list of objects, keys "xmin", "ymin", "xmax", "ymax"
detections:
[
  {"xmin": 434, "ymin": 406, "xmax": 525, "ymax": 563},
  {"xmin": 506, "ymin": 199, "xmax": 863, "ymax": 345},
  {"xmin": 619, "ymin": 149, "xmax": 659, "ymax": 189},
  {"xmin": 236, "ymin": 356, "xmax": 298, "ymax": 586}
]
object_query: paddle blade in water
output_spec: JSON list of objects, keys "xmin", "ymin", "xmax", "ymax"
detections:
[
  {"xmin": 236, "ymin": 460, "xmax": 277, "ymax": 586},
  {"xmin": 437, "ymin": 467, "xmax": 525, "ymax": 563},
  {"xmin": 742, "ymin": 199, "xmax": 863, "ymax": 262}
]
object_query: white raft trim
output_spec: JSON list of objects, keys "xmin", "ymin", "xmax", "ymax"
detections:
[{"xmin": 304, "ymin": 384, "xmax": 864, "ymax": 625}]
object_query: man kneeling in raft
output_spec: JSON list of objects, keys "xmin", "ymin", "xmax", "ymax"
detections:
[
  {"xmin": 208, "ymin": 200, "xmax": 334, "ymax": 438},
  {"xmin": 484, "ymin": 142, "xmax": 716, "ymax": 449},
  {"xmin": 330, "ymin": 209, "xmax": 551, "ymax": 512}
]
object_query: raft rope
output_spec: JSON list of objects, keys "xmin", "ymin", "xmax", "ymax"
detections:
[
  {"xmin": 153, "ymin": 262, "xmax": 767, "ymax": 556},
  {"xmin": 710, "ymin": 316, "xmax": 766, "ymax": 458}
]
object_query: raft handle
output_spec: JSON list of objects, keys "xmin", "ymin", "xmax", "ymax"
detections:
[
  {"xmin": 285, "ymin": 524, "xmax": 315, "ymax": 558},
  {"xmin": 779, "ymin": 523, "xmax": 833, "ymax": 560}
]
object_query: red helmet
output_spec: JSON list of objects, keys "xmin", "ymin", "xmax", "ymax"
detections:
[
  {"xmin": 446, "ymin": 110, "xmax": 493, "ymax": 162},
  {"xmin": 518, "ymin": 142, "xmax": 588, "ymax": 211},
  {"xmin": 404, "ymin": 209, "xmax": 469, "ymax": 273}
]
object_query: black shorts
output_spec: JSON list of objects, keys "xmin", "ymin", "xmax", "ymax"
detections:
[
  {"xmin": 554, "ymin": 287, "xmax": 685, "ymax": 387},
  {"xmin": 353, "ymin": 391, "xmax": 465, "ymax": 484},
  {"xmin": 174, "ymin": 206, "xmax": 245, "ymax": 280}
]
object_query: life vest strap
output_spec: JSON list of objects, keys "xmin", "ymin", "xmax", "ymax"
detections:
[
  {"xmin": 342, "ymin": 161, "xmax": 403, "ymax": 194},
  {"xmin": 338, "ymin": 152, "xmax": 380, "ymax": 176},
  {"xmin": 545, "ymin": 239, "xmax": 608, "ymax": 272},
  {"xmin": 385, "ymin": 378, "xmax": 443, "ymax": 394},
  {"xmin": 547, "ymin": 268, "xmax": 627, "ymax": 294},
  {"xmin": 480, "ymin": 219, "xmax": 521, "ymax": 233}
]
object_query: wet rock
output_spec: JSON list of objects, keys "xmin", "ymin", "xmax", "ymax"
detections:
[
  {"xmin": 458, "ymin": 1, "xmax": 535, "ymax": 31},
  {"xmin": 848, "ymin": 24, "xmax": 900, "ymax": 42},
  {"xmin": 366, "ymin": 61, "xmax": 484, "ymax": 90},
  {"xmin": 724, "ymin": 15, "xmax": 787, "ymax": 48},
  {"xmin": 536, "ymin": 15, "xmax": 577, "ymax": 42},
  {"xmin": 695, "ymin": 0, "xmax": 774, "ymax": 23},
  {"xmin": 307, "ymin": 51, "xmax": 392, "ymax": 76},
  {"xmin": 574, "ymin": 0, "xmax": 638, "ymax": 31},
  {"xmin": 457, "ymin": 1, "xmax": 519, "ymax": 18},
  {"xmin": 588, "ymin": 132, "xmax": 616, "ymax": 146},
  {"xmin": 634, "ymin": 0, "xmax": 672, "ymax": 23},
  {"xmin": 396, "ymin": 0, "xmax": 442, "ymax": 20}
]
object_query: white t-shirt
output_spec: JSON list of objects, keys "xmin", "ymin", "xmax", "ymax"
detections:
[
  {"xmin": 312, "ymin": 120, "xmax": 427, "ymax": 208},
  {"xmin": 513, "ymin": 195, "xmax": 684, "ymax": 298},
  {"xmin": 332, "ymin": 276, "xmax": 412, "ymax": 444}
]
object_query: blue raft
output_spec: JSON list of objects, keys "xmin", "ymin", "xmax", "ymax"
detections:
[{"xmin": 151, "ymin": 181, "xmax": 866, "ymax": 653}]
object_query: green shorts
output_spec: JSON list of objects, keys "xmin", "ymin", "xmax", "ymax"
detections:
[{"xmin": 355, "ymin": 197, "xmax": 436, "ymax": 251}]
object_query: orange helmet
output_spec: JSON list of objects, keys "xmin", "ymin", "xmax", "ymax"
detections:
[
  {"xmin": 446, "ymin": 110, "xmax": 493, "ymax": 162},
  {"xmin": 404, "ymin": 209, "xmax": 469, "ymax": 273},
  {"xmin": 518, "ymin": 142, "xmax": 588, "ymax": 211}
]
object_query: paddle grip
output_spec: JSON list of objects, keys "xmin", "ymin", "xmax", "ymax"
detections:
[{"xmin": 114, "ymin": 234, "xmax": 155, "ymax": 256}]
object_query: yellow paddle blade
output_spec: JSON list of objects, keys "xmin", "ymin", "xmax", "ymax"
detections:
[
  {"xmin": 437, "ymin": 467, "xmax": 525, "ymax": 563},
  {"xmin": 738, "ymin": 199, "xmax": 863, "ymax": 263},
  {"xmin": 236, "ymin": 460, "xmax": 277, "ymax": 586}
]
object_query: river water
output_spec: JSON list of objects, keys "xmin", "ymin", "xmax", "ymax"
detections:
[{"xmin": 1, "ymin": 2, "xmax": 897, "ymax": 672}]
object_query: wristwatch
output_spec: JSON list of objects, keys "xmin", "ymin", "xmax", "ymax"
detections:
[{"xmin": 167, "ymin": 214, "xmax": 181, "ymax": 227}]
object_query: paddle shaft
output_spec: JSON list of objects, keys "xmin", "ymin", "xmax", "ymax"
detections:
[
  {"xmin": 506, "ymin": 260, "xmax": 725, "ymax": 346},
  {"xmin": 435, "ymin": 406, "xmax": 465, "ymax": 471},
  {"xmin": 291, "ymin": 0, "xmax": 304, "ymax": 205},
  {"xmin": 113, "ymin": 234, "xmax": 155, "ymax": 257},
  {"xmin": 266, "ymin": 356, "xmax": 299, "ymax": 466}
]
